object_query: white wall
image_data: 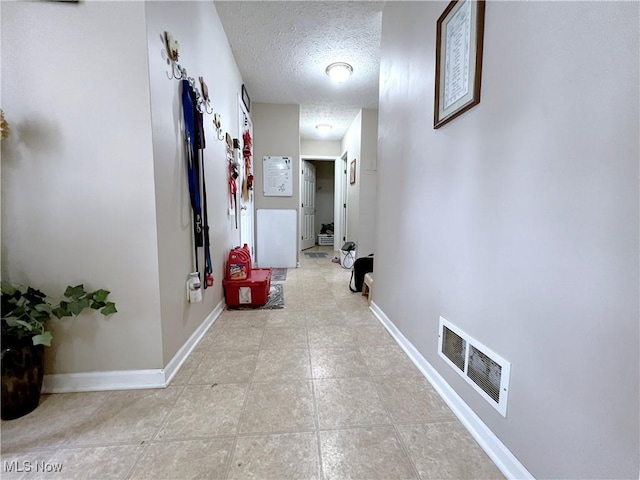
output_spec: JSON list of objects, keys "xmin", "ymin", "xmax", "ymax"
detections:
[
  {"xmin": 251, "ymin": 103, "xmax": 301, "ymax": 261},
  {"xmin": 358, "ymin": 109, "xmax": 378, "ymax": 256},
  {"xmin": 342, "ymin": 112, "xmax": 362, "ymax": 249},
  {"xmin": 377, "ymin": 2, "xmax": 639, "ymax": 479},
  {"xmin": 300, "ymin": 139, "xmax": 341, "ymax": 157},
  {"xmin": 341, "ymin": 110, "xmax": 378, "ymax": 257},
  {"xmin": 145, "ymin": 2, "xmax": 244, "ymax": 365},
  {"xmin": 1, "ymin": 1, "xmax": 163, "ymax": 372}
]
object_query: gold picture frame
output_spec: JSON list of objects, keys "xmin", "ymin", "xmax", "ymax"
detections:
[{"xmin": 434, "ymin": 0, "xmax": 486, "ymax": 129}]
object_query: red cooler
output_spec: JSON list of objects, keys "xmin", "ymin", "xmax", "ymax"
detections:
[{"xmin": 223, "ymin": 268, "xmax": 272, "ymax": 308}]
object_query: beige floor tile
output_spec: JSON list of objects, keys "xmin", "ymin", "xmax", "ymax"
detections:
[
  {"xmin": 188, "ymin": 350, "xmax": 259, "ymax": 385},
  {"xmin": 129, "ymin": 438, "xmax": 233, "ymax": 479},
  {"xmin": 305, "ymin": 308, "xmax": 345, "ymax": 327},
  {"xmin": 216, "ymin": 313, "xmax": 268, "ymax": 329},
  {"xmin": 265, "ymin": 309, "xmax": 306, "ymax": 328},
  {"xmin": 170, "ymin": 350, "xmax": 205, "ymax": 386},
  {"xmin": 211, "ymin": 327, "xmax": 264, "ymax": 351},
  {"xmin": 359, "ymin": 345, "xmax": 421, "ymax": 376},
  {"xmin": 320, "ymin": 427, "xmax": 417, "ymax": 480},
  {"xmin": 397, "ymin": 422, "xmax": 505, "ymax": 479},
  {"xmin": 228, "ymin": 432, "xmax": 320, "ymax": 479},
  {"xmin": 260, "ymin": 327, "xmax": 308, "ymax": 349},
  {"xmin": 65, "ymin": 388, "xmax": 182, "ymax": 446},
  {"xmin": 342, "ymin": 308, "xmax": 380, "ymax": 326},
  {"xmin": 304, "ymin": 296, "xmax": 339, "ymax": 310},
  {"xmin": 44, "ymin": 444, "xmax": 144, "ymax": 479},
  {"xmin": 336, "ymin": 295, "xmax": 371, "ymax": 311},
  {"xmin": 197, "ymin": 326, "xmax": 220, "ymax": 346},
  {"xmin": 240, "ymin": 381, "xmax": 315, "ymax": 434},
  {"xmin": 156, "ymin": 384, "xmax": 247, "ymax": 439},
  {"xmin": 310, "ymin": 347, "xmax": 370, "ymax": 379},
  {"xmin": 1, "ymin": 392, "xmax": 111, "ymax": 453},
  {"xmin": 314, "ymin": 377, "xmax": 390, "ymax": 429},
  {"xmin": 308, "ymin": 325, "xmax": 357, "ymax": 348},
  {"xmin": 374, "ymin": 376, "xmax": 456, "ymax": 423},
  {"xmin": 252, "ymin": 349, "xmax": 311, "ymax": 382},
  {"xmin": 1, "ymin": 451, "xmax": 54, "ymax": 479},
  {"xmin": 350, "ymin": 324, "xmax": 395, "ymax": 346}
]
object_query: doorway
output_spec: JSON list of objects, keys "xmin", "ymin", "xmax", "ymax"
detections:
[
  {"xmin": 299, "ymin": 155, "xmax": 346, "ymax": 252},
  {"xmin": 301, "ymin": 160, "xmax": 316, "ymax": 250}
]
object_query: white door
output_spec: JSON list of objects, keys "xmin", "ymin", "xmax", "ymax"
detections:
[
  {"xmin": 238, "ymin": 98, "xmax": 255, "ymax": 261},
  {"xmin": 301, "ymin": 160, "xmax": 316, "ymax": 250}
]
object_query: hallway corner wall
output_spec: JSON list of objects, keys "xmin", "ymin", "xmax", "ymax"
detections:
[
  {"xmin": 251, "ymin": 103, "xmax": 301, "ymax": 263},
  {"xmin": 145, "ymin": 1, "xmax": 245, "ymax": 365},
  {"xmin": 376, "ymin": 2, "xmax": 639, "ymax": 479},
  {"xmin": 0, "ymin": 1, "xmax": 163, "ymax": 373},
  {"xmin": 341, "ymin": 109, "xmax": 378, "ymax": 257}
]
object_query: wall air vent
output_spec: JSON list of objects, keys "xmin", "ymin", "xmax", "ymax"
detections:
[
  {"xmin": 438, "ymin": 317, "xmax": 511, "ymax": 417},
  {"xmin": 442, "ymin": 325, "xmax": 466, "ymax": 372}
]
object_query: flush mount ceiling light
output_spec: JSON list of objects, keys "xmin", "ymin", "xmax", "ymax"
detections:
[
  {"xmin": 325, "ymin": 62, "xmax": 353, "ymax": 83},
  {"xmin": 315, "ymin": 124, "xmax": 333, "ymax": 135}
]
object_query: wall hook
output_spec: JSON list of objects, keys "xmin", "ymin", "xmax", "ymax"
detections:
[{"xmin": 213, "ymin": 113, "xmax": 224, "ymax": 141}]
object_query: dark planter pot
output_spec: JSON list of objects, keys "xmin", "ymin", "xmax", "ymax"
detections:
[{"xmin": 1, "ymin": 335, "xmax": 45, "ymax": 420}]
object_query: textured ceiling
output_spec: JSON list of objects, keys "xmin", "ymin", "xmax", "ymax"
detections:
[{"xmin": 215, "ymin": 1, "xmax": 384, "ymax": 141}]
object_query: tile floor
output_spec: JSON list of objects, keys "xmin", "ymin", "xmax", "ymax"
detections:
[{"xmin": 1, "ymin": 246, "xmax": 504, "ymax": 479}]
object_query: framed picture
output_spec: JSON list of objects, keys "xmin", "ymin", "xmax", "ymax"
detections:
[
  {"xmin": 241, "ymin": 84, "xmax": 251, "ymax": 113},
  {"xmin": 434, "ymin": 0, "xmax": 486, "ymax": 129},
  {"xmin": 349, "ymin": 159, "xmax": 356, "ymax": 185}
]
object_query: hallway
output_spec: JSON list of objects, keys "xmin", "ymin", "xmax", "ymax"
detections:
[{"xmin": 1, "ymin": 247, "xmax": 502, "ymax": 479}]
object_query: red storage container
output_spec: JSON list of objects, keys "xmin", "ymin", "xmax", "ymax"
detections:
[
  {"xmin": 227, "ymin": 244, "xmax": 252, "ymax": 280},
  {"xmin": 223, "ymin": 268, "xmax": 272, "ymax": 307}
]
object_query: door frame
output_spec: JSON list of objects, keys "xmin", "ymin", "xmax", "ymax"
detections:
[
  {"xmin": 299, "ymin": 155, "xmax": 342, "ymax": 252},
  {"xmin": 300, "ymin": 160, "xmax": 317, "ymax": 251},
  {"xmin": 336, "ymin": 151, "xmax": 348, "ymax": 252}
]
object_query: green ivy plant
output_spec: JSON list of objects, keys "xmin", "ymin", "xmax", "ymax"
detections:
[{"xmin": 1, "ymin": 282, "xmax": 117, "ymax": 347}]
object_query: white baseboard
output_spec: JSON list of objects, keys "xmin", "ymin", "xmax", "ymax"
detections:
[
  {"xmin": 369, "ymin": 301, "xmax": 535, "ymax": 480},
  {"xmin": 163, "ymin": 299, "xmax": 224, "ymax": 385},
  {"xmin": 42, "ymin": 369, "xmax": 166, "ymax": 393},
  {"xmin": 42, "ymin": 300, "xmax": 225, "ymax": 394}
]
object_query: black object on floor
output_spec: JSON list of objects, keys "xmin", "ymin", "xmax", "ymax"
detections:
[
  {"xmin": 227, "ymin": 284, "xmax": 284, "ymax": 310},
  {"xmin": 271, "ymin": 268, "xmax": 288, "ymax": 281},
  {"xmin": 304, "ymin": 252, "xmax": 328, "ymax": 258}
]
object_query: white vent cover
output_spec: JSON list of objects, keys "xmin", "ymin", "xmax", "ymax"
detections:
[{"xmin": 438, "ymin": 317, "xmax": 511, "ymax": 417}]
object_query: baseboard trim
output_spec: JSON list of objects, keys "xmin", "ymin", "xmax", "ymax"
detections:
[
  {"xmin": 42, "ymin": 369, "xmax": 166, "ymax": 393},
  {"xmin": 42, "ymin": 300, "xmax": 225, "ymax": 393},
  {"xmin": 163, "ymin": 299, "xmax": 224, "ymax": 386},
  {"xmin": 369, "ymin": 301, "xmax": 535, "ymax": 480}
]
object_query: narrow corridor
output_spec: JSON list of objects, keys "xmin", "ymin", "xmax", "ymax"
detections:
[{"xmin": 1, "ymin": 246, "xmax": 503, "ymax": 479}]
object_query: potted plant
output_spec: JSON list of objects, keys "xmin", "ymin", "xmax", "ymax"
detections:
[{"xmin": 1, "ymin": 282, "xmax": 117, "ymax": 420}]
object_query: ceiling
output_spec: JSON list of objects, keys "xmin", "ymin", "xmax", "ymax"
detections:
[{"xmin": 215, "ymin": 1, "xmax": 384, "ymax": 142}]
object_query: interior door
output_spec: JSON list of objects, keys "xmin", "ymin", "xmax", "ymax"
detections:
[
  {"xmin": 301, "ymin": 160, "xmax": 316, "ymax": 250},
  {"xmin": 238, "ymin": 98, "xmax": 255, "ymax": 261}
]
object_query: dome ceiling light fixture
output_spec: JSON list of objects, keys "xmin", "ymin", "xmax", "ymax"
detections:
[
  {"xmin": 315, "ymin": 124, "xmax": 333, "ymax": 135},
  {"xmin": 325, "ymin": 62, "xmax": 353, "ymax": 83}
]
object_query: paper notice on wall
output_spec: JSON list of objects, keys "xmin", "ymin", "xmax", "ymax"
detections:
[{"xmin": 263, "ymin": 156, "xmax": 293, "ymax": 196}]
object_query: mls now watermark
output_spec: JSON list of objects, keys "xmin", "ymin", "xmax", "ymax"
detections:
[{"xmin": 4, "ymin": 460, "xmax": 63, "ymax": 473}]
